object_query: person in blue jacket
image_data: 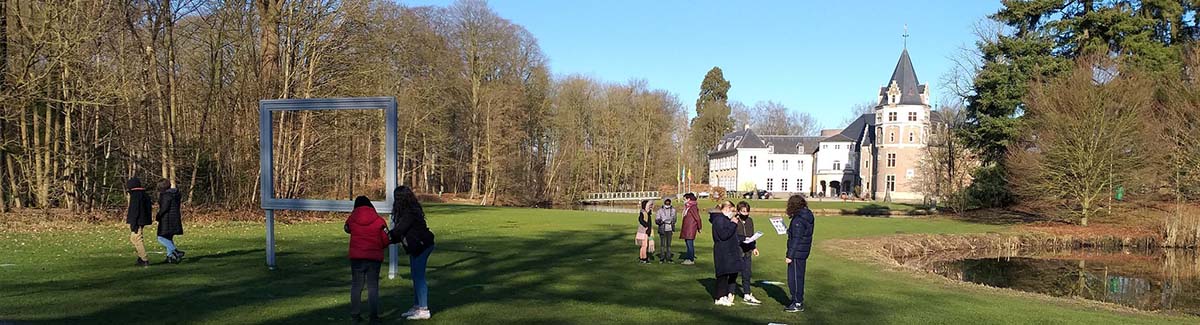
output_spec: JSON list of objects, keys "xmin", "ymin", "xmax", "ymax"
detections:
[{"xmin": 784, "ymin": 194, "xmax": 814, "ymax": 313}]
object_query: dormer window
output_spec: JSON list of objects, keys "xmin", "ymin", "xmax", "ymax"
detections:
[
  {"xmin": 768, "ymin": 145, "xmax": 774, "ymax": 154},
  {"xmin": 797, "ymin": 145, "xmax": 804, "ymax": 153}
]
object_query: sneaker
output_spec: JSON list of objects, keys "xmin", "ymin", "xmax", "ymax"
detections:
[
  {"xmin": 714, "ymin": 296, "xmax": 734, "ymax": 306},
  {"xmin": 174, "ymin": 250, "xmax": 186, "ymax": 260},
  {"xmin": 400, "ymin": 306, "xmax": 419, "ymax": 318},
  {"xmin": 681, "ymin": 259, "xmax": 695, "ymax": 265},
  {"xmin": 164, "ymin": 255, "xmax": 177, "ymax": 264},
  {"xmin": 784, "ymin": 303, "xmax": 805, "ymax": 312},
  {"xmin": 406, "ymin": 309, "xmax": 431, "ymax": 320},
  {"xmin": 135, "ymin": 258, "xmax": 150, "ymax": 267},
  {"xmin": 743, "ymin": 294, "xmax": 762, "ymax": 305}
]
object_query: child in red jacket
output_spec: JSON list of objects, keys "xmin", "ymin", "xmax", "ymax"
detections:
[{"xmin": 345, "ymin": 196, "xmax": 390, "ymax": 322}]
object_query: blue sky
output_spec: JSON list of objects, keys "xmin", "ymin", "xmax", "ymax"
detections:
[{"xmin": 403, "ymin": 0, "xmax": 1002, "ymax": 129}]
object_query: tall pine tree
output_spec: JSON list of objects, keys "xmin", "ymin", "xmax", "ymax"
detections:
[{"xmin": 690, "ymin": 67, "xmax": 732, "ymax": 183}]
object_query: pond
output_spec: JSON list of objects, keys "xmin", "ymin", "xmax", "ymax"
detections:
[{"xmin": 903, "ymin": 248, "xmax": 1200, "ymax": 315}]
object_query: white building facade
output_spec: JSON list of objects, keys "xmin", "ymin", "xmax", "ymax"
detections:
[{"xmin": 708, "ymin": 48, "xmax": 935, "ymax": 202}]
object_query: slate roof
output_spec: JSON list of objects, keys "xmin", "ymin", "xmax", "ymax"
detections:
[
  {"xmin": 878, "ymin": 49, "xmax": 926, "ymax": 106},
  {"xmin": 759, "ymin": 135, "xmax": 824, "ymax": 154},
  {"xmin": 709, "ymin": 128, "xmax": 766, "ymax": 156}
]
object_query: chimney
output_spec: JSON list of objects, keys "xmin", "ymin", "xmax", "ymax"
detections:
[{"xmin": 820, "ymin": 129, "xmax": 841, "ymax": 137}]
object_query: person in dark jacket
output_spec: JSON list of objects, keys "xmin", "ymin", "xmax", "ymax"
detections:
[
  {"xmin": 389, "ymin": 186, "xmax": 436, "ymax": 321},
  {"xmin": 731, "ymin": 201, "xmax": 762, "ymax": 305},
  {"xmin": 678, "ymin": 193, "xmax": 702, "ymax": 265},
  {"xmin": 345, "ymin": 196, "xmax": 390, "ymax": 323},
  {"xmin": 126, "ymin": 177, "xmax": 154, "ymax": 267},
  {"xmin": 710, "ymin": 200, "xmax": 745, "ymax": 307},
  {"xmin": 784, "ymin": 195, "xmax": 814, "ymax": 313},
  {"xmin": 155, "ymin": 180, "xmax": 185, "ymax": 264},
  {"xmin": 635, "ymin": 199, "xmax": 654, "ymax": 264}
]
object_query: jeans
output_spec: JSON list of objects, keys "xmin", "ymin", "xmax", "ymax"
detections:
[
  {"xmin": 350, "ymin": 259, "xmax": 382, "ymax": 318},
  {"xmin": 156, "ymin": 235, "xmax": 176, "ymax": 255},
  {"xmin": 730, "ymin": 255, "xmax": 752, "ymax": 295},
  {"xmin": 788, "ymin": 259, "xmax": 807, "ymax": 305},
  {"xmin": 684, "ymin": 239, "xmax": 695, "ymax": 261},
  {"xmin": 410, "ymin": 245, "xmax": 435, "ymax": 308},
  {"xmin": 129, "ymin": 226, "xmax": 147, "ymax": 260},
  {"xmin": 658, "ymin": 231, "xmax": 673, "ymax": 261}
]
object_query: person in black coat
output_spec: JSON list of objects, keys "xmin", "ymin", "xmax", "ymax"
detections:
[
  {"xmin": 155, "ymin": 180, "xmax": 186, "ymax": 264},
  {"xmin": 389, "ymin": 186, "xmax": 437, "ymax": 320},
  {"xmin": 710, "ymin": 200, "xmax": 745, "ymax": 306},
  {"xmin": 784, "ymin": 195, "xmax": 815, "ymax": 312},
  {"xmin": 126, "ymin": 177, "xmax": 154, "ymax": 266}
]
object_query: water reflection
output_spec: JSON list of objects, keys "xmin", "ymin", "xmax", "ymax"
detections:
[{"xmin": 906, "ymin": 248, "xmax": 1200, "ymax": 315}]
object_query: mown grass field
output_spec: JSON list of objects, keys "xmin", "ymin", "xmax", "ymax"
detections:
[{"xmin": 0, "ymin": 205, "xmax": 1190, "ymax": 324}]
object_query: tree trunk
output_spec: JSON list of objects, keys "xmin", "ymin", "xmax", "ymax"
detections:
[{"xmin": 256, "ymin": 0, "xmax": 282, "ymax": 99}]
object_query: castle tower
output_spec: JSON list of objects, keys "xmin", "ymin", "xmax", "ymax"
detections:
[{"xmin": 872, "ymin": 49, "xmax": 931, "ymax": 201}]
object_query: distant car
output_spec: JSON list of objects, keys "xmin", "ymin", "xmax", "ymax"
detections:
[
  {"xmin": 742, "ymin": 190, "xmax": 771, "ymax": 200},
  {"xmin": 698, "ymin": 191, "xmax": 710, "ymax": 198}
]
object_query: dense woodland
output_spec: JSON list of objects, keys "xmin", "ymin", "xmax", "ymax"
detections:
[
  {"xmin": 3, "ymin": 0, "xmax": 1200, "ymax": 227},
  {"xmin": 0, "ymin": 0, "xmax": 699, "ymax": 210}
]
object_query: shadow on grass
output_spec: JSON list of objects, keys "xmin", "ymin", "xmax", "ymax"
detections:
[{"xmin": 3, "ymin": 221, "xmax": 896, "ymax": 324}]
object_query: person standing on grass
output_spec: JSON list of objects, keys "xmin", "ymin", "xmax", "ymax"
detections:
[
  {"xmin": 635, "ymin": 200, "xmax": 655, "ymax": 264},
  {"xmin": 732, "ymin": 201, "xmax": 762, "ymax": 305},
  {"xmin": 784, "ymin": 195, "xmax": 815, "ymax": 313},
  {"xmin": 390, "ymin": 186, "xmax": 437, "ymax": 321},
  {"xmin": 654, "ymin": 198, "xmax": 677, "ymax": 263},
  {"xmin": 345, "ymin": 196, "xmax": 389, "ymax": 323},
  {"xmin": 678, "ymin": 193, "xmax": 702, "ymax": 265},
  {"xmin": 710, "ymin": 201, "xmax": 745, "ymax": 306},
  {"xmin": 125, "ymin": 177, "xmax": 153, "ymax": 267},
  {"xmin": 155, "ymin": 180, "xmax": 185, "ymax": 264}
]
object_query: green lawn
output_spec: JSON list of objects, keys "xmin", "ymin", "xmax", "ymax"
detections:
[
  {"xmin": 700, "ymin": 199, "xmax": 921, "ymax": 212},
  {"xmin": 0, "ymin": 205, "xmax": 1188, "ymax": 324}
]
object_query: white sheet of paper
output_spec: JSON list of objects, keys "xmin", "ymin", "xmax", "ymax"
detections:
[
  {"xmin": 743, "ymin": 231, "xmax": 764, "ymax": 244},
  {"xmin": 770, "ymin": 217, "xmax": 787, "ymax": 235}
]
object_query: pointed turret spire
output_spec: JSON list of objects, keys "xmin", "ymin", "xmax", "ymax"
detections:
[{"xmin": 878, "ymin": 49, "xmax": 925, "ymax": 106}]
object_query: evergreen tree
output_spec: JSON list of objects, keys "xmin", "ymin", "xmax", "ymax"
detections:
[{"xmin": 689, "ymin": 67, "xmax": 733, "ymax": 183}]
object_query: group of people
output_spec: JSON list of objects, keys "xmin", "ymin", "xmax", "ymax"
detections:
[
  {"xmin": 344, "ymin": 186, "xmax": 438, "ymax": 322},
  {"xmin": 125, "ymin": 177, "xmax": 187, "ymax": 266},
  {"xmin": 636, "ymin": 193, "xmax": 815, "ymax": 313}
]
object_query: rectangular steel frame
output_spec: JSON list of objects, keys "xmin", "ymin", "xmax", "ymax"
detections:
[{"xmin": 259, "ymin": 97, "xmax": 399, "ymax": 278}]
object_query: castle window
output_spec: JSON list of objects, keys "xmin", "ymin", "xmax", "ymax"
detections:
[
  {"xmin": 908, "ymin": 112, "xmax": 917, "ymax": 121},
  {"xmin": 834, "ymin": 144, "xmax": 840, "ymax": 150},
  {"xmin": 886, "ymin": 175, "xmax": 896, "ymax": 192},
  {"xmin": 767, "ymin": 178, "xmax": 774, "ymax": 191},
  {"xmin": 768, "ymin": 160, "xmax": 775, "ymax": 171},
  {"xmin": 909, "ymin": 132, "xmax": 914, "ymax": 142},
  {"xmin": 782, "ymin": 160, "xmax": 789, "ymax": 171},
  {"xmin": 750, "ymin": 156, "xmax": 757, "ymax": 167},
  {"xmin": 833, "ymin": 160, "xmax": 841, "ymax": 171},
  {"xmin": 889, "ymin": 132, "xmax": 895, "ymax": 143},
  {"xmin": 887, "ymin": 153, "xmax": 896, "ymax": 167},
  {"xmin": 781, "ymin": 179, "xmax": 789, "ymax": 191},
  {"xmin": 797, "ymin": 179, "xmax": 803, "ymax": 191},
  {"xmin": 888, "ymin": 112, "xmax": 897, "ymax": 121},
  {"xmin": 798, "ymin": 161, "xmax": 804, "ymax": 170}
]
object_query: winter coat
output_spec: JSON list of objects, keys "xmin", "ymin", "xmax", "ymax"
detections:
[
  {"xmin": 655, "ymin": 206, "xmax": 677, "ymax": 233},
  {"xmin": 156, "ymin": 188, "xmax": 184, "ymax": 237},
  {"xmin": 736, "ymin": 214, "xmax": 756, "ymax": 256},
  {"xmin": 679, "ymin": 200, "xmax": 702, "ymax": 240},
  {"xmin": 390, "ymin": 207, "xmax": 436, "ymax": 256},
  {"xmin": 346, "ymin": 206, "xmax": 390, "ymax": 261},
  {"xmin": 786, "ymin": 208, "xmax": 815, "ymax": 260},
  {"xmin": 637, "ymin": 212, "xmax": 652, "ymax": 237},
  {"xmin": 710, "ymin": 212, "xmax": 745, "ymax": 276},
  {"xmin": 126, "ymin": 178, "xmax": 153, "ymax": 227}
]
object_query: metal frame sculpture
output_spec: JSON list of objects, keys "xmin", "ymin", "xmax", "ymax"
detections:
[{"xmin": 259, "ymin": 97, "xmax": 399, "ymax": 278}]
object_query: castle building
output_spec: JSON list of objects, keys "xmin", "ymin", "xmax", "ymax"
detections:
[{"xmin": 707, "ymin": 48, "xmax": 936, "ymax": 202}]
